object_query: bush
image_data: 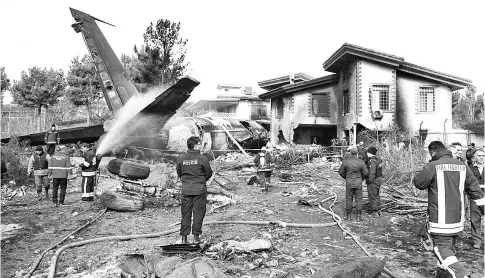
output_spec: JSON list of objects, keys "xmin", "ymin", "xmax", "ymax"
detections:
[{"xmin": 1, "ymin": 140, "xmax": 32, "ymax": 186}]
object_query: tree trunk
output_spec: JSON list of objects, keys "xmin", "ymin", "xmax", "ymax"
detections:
[
  {"xmin": 86, "ymin": 104, "xmax": 91, "ymax": 126},
  {"xmin": 38, "ymin": 105, "xmax": 42, "ymax": 132}
]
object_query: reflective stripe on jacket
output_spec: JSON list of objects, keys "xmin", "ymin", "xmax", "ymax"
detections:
[
  {"xmin": 48, "ymin": 152, "xmax": 73, "ymax": 179},
  {"xmin": 413, "ymin": 150, "xmax": 485, "ymax": 235},
  {"xmin": 44, "ymin": 130, "xmax": 60, "ymax": 144}
]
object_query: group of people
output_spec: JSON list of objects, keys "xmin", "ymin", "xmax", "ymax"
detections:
[
  {"xmin": 339, "ymin": 139, "xmax": 484, "ymax": 277},
  {"xmin": 27, "ymin": 124, "xmax": 101, "ymax": 206},
  {"xmin": 338, "ymin": 141, "xmax": 383, "ymax": 221},
  {"xmin": 414, "ymin": 141, "xmax": 484, "ymax": 278}
]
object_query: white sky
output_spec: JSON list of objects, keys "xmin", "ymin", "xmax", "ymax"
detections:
[{"xmin": 1, "ymin": 0, "xmax": 484, "ymax": 104}]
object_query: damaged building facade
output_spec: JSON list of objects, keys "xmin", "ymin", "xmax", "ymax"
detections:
[{"xmin": 258, "ymin": 43, "xmax": 472, "ymax": 146}]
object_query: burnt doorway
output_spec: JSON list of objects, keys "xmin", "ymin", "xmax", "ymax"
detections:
[{"xmin": 293, "ymin": 125, "xmax": 337, "ymax": 146}]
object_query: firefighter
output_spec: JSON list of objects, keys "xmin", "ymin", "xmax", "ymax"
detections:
[
  {"xmin": 253, "ymin": 146, "xmax": 275, "ymax": 192},
  {"xmin": 413, "ymin": 141, "xmax": 484, "ymax": 278},
  {"xmin": 469, "ymin": 148, "xmax": 484, "ymax": 249},
  {"xmin": 44, "ymin": 123, "xmax": 60, "ymax": 156},
  {"xmin": 339, "ymin": 147, "xmax": 368, "ymax": 222},
  {"xmin": 78, "ymin": 143, "xmax": 98, "ymax": 201},
  {"xmin": 27, "ymin": 145, "xmax": 51, "ymax": 201},
  {"xmin": 366, "ymin": 147, "xmax": 383, "ymax": 217},
  {"xmin": 48, "ymin": 145, "xmax": 73, "ymax": 206},
  {"xmin": 176, "ymin": 136, "xmax": 213, "ymax": 244}
]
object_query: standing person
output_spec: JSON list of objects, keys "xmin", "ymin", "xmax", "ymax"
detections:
[
  {"xmin": 78, "ymin": 143, "xmax": 98, "ymax": 201},
  {"xmin": 366, "ymin": 146, "xmax": 383, "ymax": 217},
  {"xmin": 48, "ymin": 145, "xmax": 73, "ymax": 206},
  {"xmin": 27, "ymin": 146, "xmax": 51, "ymax": 201},
  {"xmin": 253, "ymin": 146, "xmax": 275, "ymax": 191},
  {"xmin": 176, "ymin": 136, "xmax": 213, "ymax": 244},
  {"xmin": 469, "ymin": 148, "xmax": 484, "ymax": 249},
  {"xmin": 465, "ymin": 143, "xmax": 476, "ymax": 166},
  {"xmin": 449, "ymin": 142, "xmax": 465, "ymax": 162},
  {"xmin": 339, "ymin": 147, "xmax": 368, "ymax": 222},
  {"xmin": 413, "ymin": 141, "xmax": 484, "ymax": 278},
  {"xmin": 44, "ymin": 123, "xmax": 60, "ymax": 156}
]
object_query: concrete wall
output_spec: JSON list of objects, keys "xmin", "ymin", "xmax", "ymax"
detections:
[
  {"xmin": 396, "ymin": 72, "xmax": 453, "ymax": 133},
  {"xmin": 337, "ymin": 61, "xmax": 357, "ymax": 137},
  {"xmin": 236, "ymin": 101, "xmax": 251, "ymax": 119},
  {"xmin": 270, "ymin": 83, "xmax": 340, "ymax": 144},
  {"xmin": 358, "ymin": 60, "xmax": 396, "ymax": 130}
]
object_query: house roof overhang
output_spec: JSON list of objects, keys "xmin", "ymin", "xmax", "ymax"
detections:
[
  {"xmin": 259, "ymin": 74, "xmax": 339, "ymax": 100},
  {"xmin": 323, "ymin": 43, "xmax": 405, "ymax": 73},
  {"xmin": 322, "ymin": 43, "xmax": 472, "ymax": 91},
  {"xmin": 397, "ymin": 62, "xmax": 471, "ymax": 91},
  {"xmin": 185, "ymin": 99, "xmax": 239, "ymax": 111},
  {"xmin": 257, "ymin": 73, "xmax": 314, "ymax": 91}
]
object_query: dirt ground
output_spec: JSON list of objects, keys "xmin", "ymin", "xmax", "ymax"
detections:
[{"xmin": 1, "ymin": 158, "xmax": 484, "ymax": 278}]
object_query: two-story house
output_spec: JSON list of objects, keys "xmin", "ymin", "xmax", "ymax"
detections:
[
  {"xmin": 258, "ymin": 43, "xmax": 472, "ymax": 146},
  {"xmin": 186, "ymin": 84, "xmax": 271, "ymax": 121}
]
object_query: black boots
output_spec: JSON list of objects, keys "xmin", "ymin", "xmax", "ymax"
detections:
[
  {"xmin": 181, "ymin": 235, "xmax": 188, "ymax": 244},
  {"xmin": 344, "ymin": 209, "xmax": 352, "ymax": 220},
  {"xmin": 356, "ymin": 210, "xmax": 362, "ymax": 222},
  {"xmin": 193, "ymin": 234, "xmax": 201, "ymax": 243}
]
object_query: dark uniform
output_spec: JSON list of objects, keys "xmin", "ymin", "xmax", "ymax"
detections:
[
  {"xmin": 339, "ymin": 150, "xmax": 368, "ymax": 221},
  {"xmin": 414, "ymin": 148, "xmax": 484, "ymax": 277},
  {"xmin": 79, "ymin": 148, "xmax": 98, "ymax": 201},
  {"xmin": 253, "ymin": 150, "xmax": 275, "ymax": 191},
  {"xmin": 27, "ymin": 147, "xmax": 51, "ymax": 199},
  {"xmin": 176, "ymin": 149, "xmax": 213, "ymax": 238},
  {"xmin": 48, "ymin": 148, "xmax": 73, "ymax": 205},
  {"xmin": 466, "ymin": 147, "xmax": 475, "ymax": 166},
  {"xmin": 44, "ymin": 127, "xmax": 60, "ymax": 156},
  {"xmin": 470, "ymin": 161, "xmax": 484, "ymax": 248},
  {"xmin": 366, "ymin": 148, "xmax": 383, "ymax": 215}
]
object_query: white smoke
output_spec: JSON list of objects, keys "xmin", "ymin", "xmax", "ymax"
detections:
[{"xmin": 96, "ymin": 86, "xmax": 168, "ymax": 155}]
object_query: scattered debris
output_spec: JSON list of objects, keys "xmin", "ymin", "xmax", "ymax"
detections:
[
  {"xmin": 99, "ymin": 190, "xmax": 144, "ymax": 212},
  {"xmin": 119, "ymin": 255, "xmax": 228, "ymax": 278},
  {"xmin": 209, "ymin": 238, "xmax": 272, "ymax": 253},
  {"xmin": 0, "ymin": 223, "xmax": 23, "ymax": 240}
]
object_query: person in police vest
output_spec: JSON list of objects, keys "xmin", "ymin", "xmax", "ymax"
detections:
[
  {"xmin": 414, "ymin": 141, "xmax": 484, "ymax": 278},
  {"xmin": 78, "ymin": 143, "xmax": 98, "ymax": 202},
  {"xmin": 48, "ymin": 145, "xmax": 73, "ymax": 206},
  {"xmin": 366, "ymin": 147, "xmax": 383, "ymax": 217},
  {"xmin": 469, "ymin": 148, "xmax": 484, "ymax": 249},
  {"xmin": 44, "ymin": 123, "xmax": 60, "ymax": 156},
  {"xmin": 27, "ymin": 145, "xmax": 51, "ymax": 201},
  {"xmin": 176, "ymin": 136, "xmax": 213, "ymax": 244},
  {"xmin": 253, "ymin": 146, "xmax": 275, "ymax": 192}
]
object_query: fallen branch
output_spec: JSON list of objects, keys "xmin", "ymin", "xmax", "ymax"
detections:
[
  {"xmin": 318, "ymin": 195, "xmax": 400, "ymax": 278},
  {"xmin": 48, "ymin": 219, "xmax": 337, "ymax": 278},
  {"xmin": 26, "ymin": 208, "xmax": 108, "ymax": 278}
]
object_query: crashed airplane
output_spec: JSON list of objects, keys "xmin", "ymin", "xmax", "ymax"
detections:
[{"xmin": 69, "ymin": 8, "xmax": 268, "ymax": 154}]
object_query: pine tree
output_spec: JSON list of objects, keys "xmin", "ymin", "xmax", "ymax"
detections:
[{"xmin": 65, "ymin": 55, "xmax": 103, "ymax": 125}]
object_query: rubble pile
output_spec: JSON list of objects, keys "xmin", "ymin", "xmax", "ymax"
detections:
[
  {"xmin": 212, "ymin": 152, "xmax": 255, "ymax": 171},
  {"xmin": 275, "ymin": 145, "xmax": 339, "ymax": 168}
]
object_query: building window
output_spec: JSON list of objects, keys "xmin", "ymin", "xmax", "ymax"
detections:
[
  {"xmin": 310, "ymin": 92, "xmax": 330, "ymax": 117},
  {"xmin": 251, "ymin": 103, "xmax": 268, "ymax": 120},
  {"xmin": 342, "ymin": 89, "xmax": 350, "ymax": 115},
  {"xmin": 371, "ymin": 85, "xmax": 390, "ymax": 111},
  {"xmin": 418, "ymin": 86, "xmax": 435, "ymax": 112},
  {"xmin": 276, "ymin": 99, "xmax": 284, "ymax": 118}
]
